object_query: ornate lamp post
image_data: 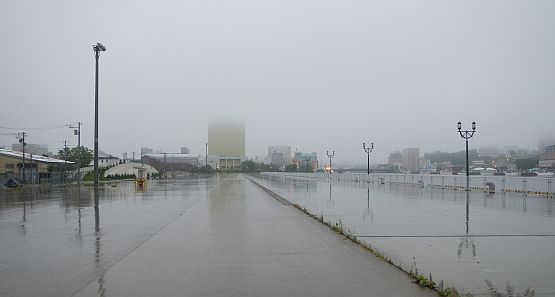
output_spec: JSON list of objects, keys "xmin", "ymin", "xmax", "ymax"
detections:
[
  {"xmin": 457, "ymin": 121, "xmax": 477, "ymax": 191},
  {"xmin": 362, "ymin": 142, "xmax": 374, "ymax": 175},
  {"xmin": 326, "ymin": 150, "xmax": 335, "ymax": 173}
]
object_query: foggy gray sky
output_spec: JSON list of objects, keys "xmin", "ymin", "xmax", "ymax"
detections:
[{"xmin": 1, "ymin": 0, "xmax": 554, "ymax": 165}]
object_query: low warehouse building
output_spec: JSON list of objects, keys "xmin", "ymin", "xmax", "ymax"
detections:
[{"xmin": 0, "ymin": 148, "xmax": 73, "ymax": 184}]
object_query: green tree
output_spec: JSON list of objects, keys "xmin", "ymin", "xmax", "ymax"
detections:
[
  {"xmin": 300, "ymin": 163, "xmax": 313, "ymax": 172},
  {"xmin": 424, "ymin": 149, "xmax": 479, "ymax": 166},
  {"xmin": 515, "ymin": 157, "xmax": 539, "ymax": 171},
  {"xmin": 285, "ymin": 163, "xmax": 297, "ymax": 172},
  {"xmin": 241, "ymin": 160, "xmax": 258, "ymax": 172},
  {"xmin": 58, "ymin": 146, "xmax": 93, "ymax": 168}
]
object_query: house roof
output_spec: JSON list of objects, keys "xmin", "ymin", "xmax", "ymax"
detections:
[{"xmin": 0, "ymin": 148, "xmax": 73, "ymax": 164}]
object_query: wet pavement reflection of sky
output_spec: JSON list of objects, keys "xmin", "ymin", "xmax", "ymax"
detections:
[
  {"xmin": 253, "ymin": 174, "xmax": 555, "ymax": 296},
  {"xmin": 0, "ymin": 178, "xmax": 214, "ymax": 297}
]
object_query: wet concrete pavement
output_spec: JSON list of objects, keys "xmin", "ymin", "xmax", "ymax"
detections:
[
  {"xmin": 1, "ymin": 175, "xmax": 434, "ymax": 297},
  {"xmin": 0, "ymin": 179, "xmax": 205, "ymax": 297},
  {"xmin": 252, "ymin": 173, "xmax": 555, "ymax": 296}
]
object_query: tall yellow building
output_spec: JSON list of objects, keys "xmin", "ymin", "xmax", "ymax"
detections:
[{"xmin": 208, "ymin": 120, "xmax": 245, "ymax": 170}]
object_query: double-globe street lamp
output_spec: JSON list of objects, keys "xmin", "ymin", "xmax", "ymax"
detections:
[
  {"xmin": 457, "ymin": 121, "xmax": 477, "ymax": 192},
  {"xmin": 362, "ymin": 142, "xmax": 374, "ymax": 175},
  {"xmin": 92, "ymin": 43, "xmax": 106, "ymax": 188},
  {"xmin": 326, "ymin": 150, "xmax": 335, "ymax": 174}
]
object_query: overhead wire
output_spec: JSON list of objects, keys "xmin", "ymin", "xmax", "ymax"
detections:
[{"xmin": 0, "ymin": 124, "xmax": 70, "ymax": 131}]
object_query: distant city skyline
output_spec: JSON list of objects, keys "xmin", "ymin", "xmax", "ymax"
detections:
[{"xmin": 1, "ymin": 1, "xmax": 554, "ymax": 165}]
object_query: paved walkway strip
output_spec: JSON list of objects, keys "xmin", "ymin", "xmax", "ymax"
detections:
[{"xmin": 75, "ymin": 175, "xmax": 434, "ymax": 297}]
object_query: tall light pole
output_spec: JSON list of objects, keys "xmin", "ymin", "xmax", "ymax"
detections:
[
  {"xmin": 363, "ymin": 142, "xmax": 374, "ymax": 175},
  {"xmin": 92, "ymin": 42, "xmax": 106, "ymax": 188},
  {"xmin": 457, "ymin": 121, "xmax": 477, "ymax": 191},
  {"xmin": 69, "ymin": 122, "xmax": 81, "ymax": 184},
  {"xmin": 205, "ymin": 142, "xmax": 208, "ymax": 167},
  {"xmin": 326, "ymin": 150, "xmax": 335, "ymax": 174}
]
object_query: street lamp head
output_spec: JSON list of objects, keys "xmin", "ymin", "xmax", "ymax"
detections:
[
  {"xmin": 472, "ymin": 121, "xmax": 476, "ymax": 130},
  {"xmin": 371, "ymin": 142, "xmax": 374, "ymax": 150},
  {"xmin": 457, "ymin": 122, "xmax": 462, "ymax": 130},
  {"xmin": 93, "ymin": 43, "xmax": 106, "ymax": 52}
]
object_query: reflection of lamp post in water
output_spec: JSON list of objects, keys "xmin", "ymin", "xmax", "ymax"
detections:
[
  {"xmin": 458, "ymin": 191, "xmax": 476, "ymax": 259},
  {"xmin": 363, "ymin": 186, "xmax": 373, "ymax": 222},
  {"xmin": 367, "ymin": 186, "xmax": 370, "ymax": 209},
  {"xmin": 457, "ymin": 121, "xmax": 477, "ymax": 191}
]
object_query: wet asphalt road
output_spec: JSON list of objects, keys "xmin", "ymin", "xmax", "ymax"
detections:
[{"xmin": 0, "ymin": 175, "xmax": 434, "ymax": 297}]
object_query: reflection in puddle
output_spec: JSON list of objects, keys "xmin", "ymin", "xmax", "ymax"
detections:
[
  {"xmin": 255, "ymin": 174, "xmax": 555, "ymax": 295},
  {"xmin": 458, "ymin": 191, "xmax": 477, "ymax": 260}
]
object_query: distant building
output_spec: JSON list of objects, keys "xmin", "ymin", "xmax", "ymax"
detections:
[
  {"xmin": 12, "ymin": 143, "xmax": 51, "ymax": 157},
  {"xmin": 539, "ymin": 160, "xmax": 555, "ymax": 168},
  {"xmin": 0, "ymin": 148, "xmax": 72, "ymax": 183},
  {"xmin": 267, "ymin": 146, "xmax": 292, "ymax": 167},
  {"xmin": 293, "ymin": 152, "xmax": 318, "ymax": 172},
  {"xmin": 388, "ymin": 151, "xmax": 402, "ymax": 168},
  {"xmin": 540, "ymin": 145, "xmax": 555, "ymax": 170},
  {"xmin": 180, "ymin": 147, "xmax": 190, "ymax": 154},
  {"xmin": 545, "ymin": 145, "xmax": 555, "ymax": 160},
  {"xmin": 89, "ymin": 151, "xmax": 119, "ymax": 168},
  {"xmin": 402, "ymin": 148, "xmax": 420, "ymax": 173},
  {"xmin": 141, "ymin": 147, "xmax": 153, "ymax": 155},
  {"xmin": 420, "ymin": 159, "xmax": 437, "ymax": 174},
  {"xmin": 208, "ymin": 120, "xmax": 245, "ymax": 171},
  {"xmin": 143, "ymin": 153, "xmax": 199, "ymax": 171}
]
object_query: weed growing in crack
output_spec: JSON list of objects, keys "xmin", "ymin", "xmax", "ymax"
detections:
[{"xmin": 484, "ymin": 280, "xmax": 535, "ymax": 297}]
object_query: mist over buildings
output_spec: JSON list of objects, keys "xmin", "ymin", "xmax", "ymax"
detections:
[{"xmin": 1, "ymin": 1, "xmax": 554, "ymax": 165}]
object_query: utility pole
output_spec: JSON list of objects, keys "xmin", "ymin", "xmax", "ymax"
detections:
[
  {"xmin": 63, "ymin": 140, "xmax": 69, "ymax": 183},
  {"xmin": 69, "ymin": 122, "xmax": 81, "ymax": 184},
  {"xmin": 16, "ymin": 132, "xmax": 26, "ymax": 184},
  {"xmin": 205, "ymin": 143, "xmax": 208, "ymax": 167},
  {"xmin": 163, "ymin": 152, "xmax": 167, "ymax": 176},
  {"xmin": 63, "ymin": 140, "xmax": 69, "ymax": 163}
]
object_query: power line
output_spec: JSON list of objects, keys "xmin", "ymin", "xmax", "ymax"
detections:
[{"xmin": 0, "ymin": 124, "xmax": 70, "ymax": 131}]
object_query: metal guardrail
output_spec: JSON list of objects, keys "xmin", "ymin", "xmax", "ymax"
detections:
[{"xmin": 262, "ymin": 172, "xmax": 555, "ymax": 197}]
